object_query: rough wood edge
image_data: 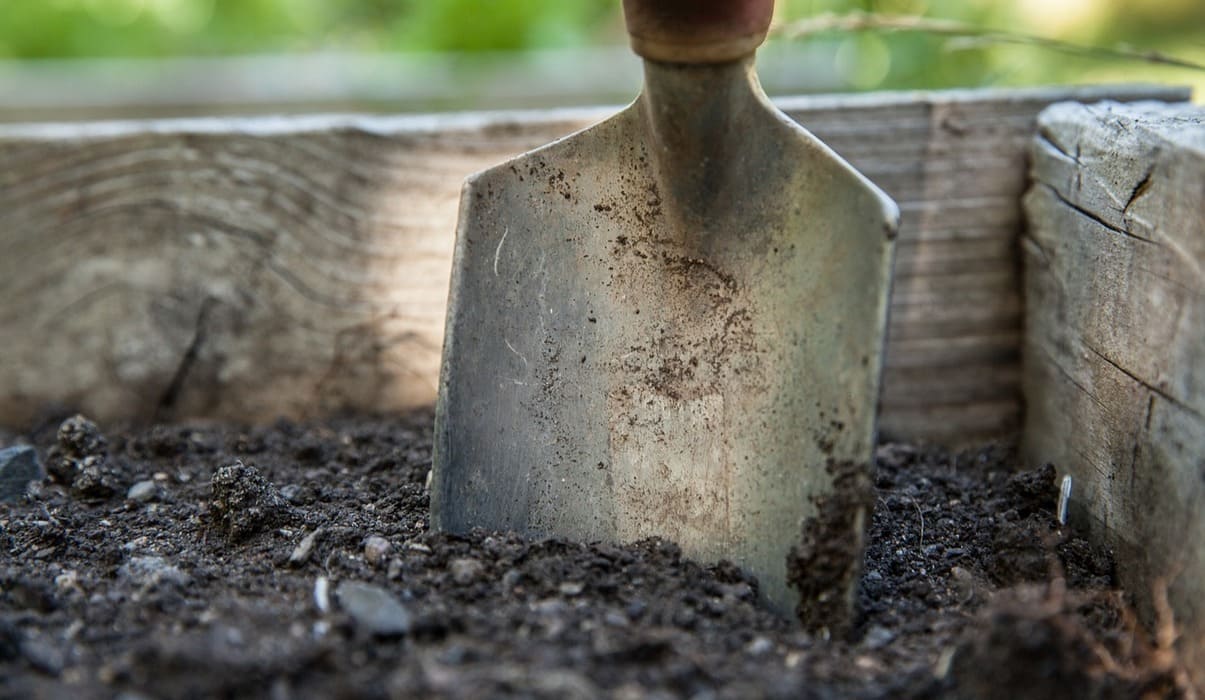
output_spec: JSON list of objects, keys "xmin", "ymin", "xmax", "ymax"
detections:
[{"xmin": 1022, "ymin": 99, "xmax": 1204, "ymax": 692}]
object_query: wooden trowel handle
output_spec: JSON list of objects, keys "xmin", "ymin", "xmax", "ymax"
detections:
[{"xmin": 623, "ymin": 0, "xmax": 773, "ymax": 64}]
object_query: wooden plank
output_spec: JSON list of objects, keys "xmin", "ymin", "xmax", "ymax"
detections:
[
  {"xmin": 1022, "ymin": 100, "xmax": 1204, "ymax": 692},
  {"xmin": 0, "ymin": 85, "xmax": 1188, "ymax": 445}
]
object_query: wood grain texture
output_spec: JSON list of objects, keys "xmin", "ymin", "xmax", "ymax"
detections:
[
  {"xmin": 1022, "ymin": 100, "xmax": 1204, "ymax": 690},
  {"xmin": 0, "ymin": 85, "xmax": 1187, "ymax": 442}
]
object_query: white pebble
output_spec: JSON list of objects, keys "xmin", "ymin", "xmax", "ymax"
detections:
[{"xmin": 314, "ymin": 576, "xmax": 331, "ymax": 614}]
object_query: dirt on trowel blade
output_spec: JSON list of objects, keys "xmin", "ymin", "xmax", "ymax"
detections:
[{"xmin": 432, "ymin": 0, "xmax": 898, "ymax": 621}]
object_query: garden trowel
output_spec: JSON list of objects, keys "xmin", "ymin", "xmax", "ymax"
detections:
[{"xmin": 432, "ymin": 0, "xmax": 897, "ymax": 620}]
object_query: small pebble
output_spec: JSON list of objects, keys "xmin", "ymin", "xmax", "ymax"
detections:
[
  {"xmin": 279, "ymin": 484, "xmax": 303, "ymax": 503},
  {"xmin": 863, "ymin": 625, "xmax": 896, "ymax": 650},
  {"xmin": 334, "ymin": 581, "xmax": 411, "ymax": 636},
  {"xmin": 500, "ymin": 569, "xmax": 522, "ymax": 591},
  {"xmin": 950, "ymin": 565, "xmax": 977, "ymax": 603},
  {"xmin": 290, "ymin": 528, "xmax": 322, "ymax": 566},
  {"xmin": 722, "ymin": 582, "xmax": 754, "ymax": 600},
  {"xmin": 532, "ymin": 599, "xmax": 567, "ymax": 616},
  {"xmin": 559, "ymin": 581, "xmax": 584, "ymax": 596},
  {"xmin": 745, "ymin": 636, "xmax": 774, "ymax": 656},
  {"xmin": 363, "ymin": 536, "xmax": 391, "ymax": 567},
  {"xmin": 313, "ymin": 576, "xmax": 330, "ymax": 613},
  {"xmin": 53, "ymin": 571, "xmax": 80, "ymax": 594},
  {"xmin": 0, "ymin": 446, "xmax": 43, "ymax": 501},
  {"xmin": 118, "ymin": 556, "xmax": 189, "ymax": 588},
  {"xmin": 126, "ymin": 480, "xmax": 158, "ymax": 503},
  {"xmin": 20, "ymin": 637, "xmax": 65, "ymax": 676},
  {"xmin": 449, "ymin": 558, "xmax": 484, "ymax": 585},
  {"xmin": 603, "ymin": 610, "xmax": 629, "ymax": 627}
]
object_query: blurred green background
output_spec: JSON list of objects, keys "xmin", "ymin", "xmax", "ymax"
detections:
[{"xmin": 0, "ymin": 0, "xmax": 1201, "ymax": 118}]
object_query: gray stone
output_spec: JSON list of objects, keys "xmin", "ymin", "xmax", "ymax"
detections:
[
  {"xmin": 449, "ymin": 557, "xmax": 484, "ymax": 585},
  {"xmin": 363, "ymin": 535, "xmax": 391, "ymax": 567},
  {"xmin": 118, "ymin": 556, "xmax": 190, "ymax": 588},
  {"xmin": 0, "ymin": 446, "xmax": 43, "ymax": 501},
  {"xmin": 603, "ymin": 609, "xmax": 629, "ymax": 627},
  {"xmin": 532, "ymin": 599, "xmax": 567, "ymax": 616},
  {"xmin": 745, "ymin": 636, "xmax": 774, "ymax": 656},
  {"xmin": 126, "ymin": 480, "xmax": 158, "ymax": 503},
  {"xmin": 863, "ymin": 625, "xmax": 896, "ymax": 650},
  {"xmin": 279, "ymin": 483, "xmax": 305, "ymax": 504},
  {"xmin": 334, "ymin": 581, "xmax": 411, "ymax": 636},
  {"xmin": 500, "ymin": 568, "xmax": 522, "ymax": 591},
  {"xmin": 20, "ymin": 636, "xmax": 65, "ymax": 676}
]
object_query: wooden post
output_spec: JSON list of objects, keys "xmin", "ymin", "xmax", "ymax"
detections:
[
  {"xmin": 0, "ymin": 85, "xmax": 1187, "ymax": 443},
  {"xmin": 1023, "ymin": 100, "xmax": 1204, "ymax": 690}
]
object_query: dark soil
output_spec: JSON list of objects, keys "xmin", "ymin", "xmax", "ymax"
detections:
[{"xmin": 0, "ymin": 410, "xmax": 1189, "ymax": 699}]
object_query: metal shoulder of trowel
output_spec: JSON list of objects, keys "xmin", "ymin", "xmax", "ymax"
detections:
[{"xmin": 433, "ymin": 0, "xmax": 898, "ymax": 627}]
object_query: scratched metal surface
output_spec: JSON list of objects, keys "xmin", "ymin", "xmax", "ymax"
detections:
[{"xmin": 433, "ymin": 56, "xmax": 897, "ymax": 616}]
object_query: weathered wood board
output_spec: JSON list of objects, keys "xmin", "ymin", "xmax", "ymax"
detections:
[
  {"xmin": 1023, "ymin": 100, "xmax": 1204, "ymax": 689},
  {"xmin": 0, "ymin": 85, "xmax": 1187, "ymax": 442}
]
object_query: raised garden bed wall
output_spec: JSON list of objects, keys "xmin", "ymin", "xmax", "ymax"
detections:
[
  {"xmin": 1023, "ymin": 100, "xmax": 1204, "ymax": 690},
  {"xmin": 0, "ymin": 85, "xmax": 1187, "ymax": 444}
]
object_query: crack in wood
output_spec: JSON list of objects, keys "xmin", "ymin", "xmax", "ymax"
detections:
[
  {"xmin": 1081, "ymin": 341, "xmax": 1202, "ymax": 420},
  {"xmin": 1035, "ymin": 128, "xmax": 1076, "ymax": 164},
  {"xmin": 1123, "ymin": 167, "xmax": 1155, "ymax": 218},
  {"xmin": 1038, "ymin": 182, "xmax": 1157, "ymax": 245},
  {"xmin": 155, "ymin": 297, "xmax": 217, "ymax": 418}
]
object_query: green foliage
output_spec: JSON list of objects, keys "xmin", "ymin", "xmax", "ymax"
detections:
[
  {"xmin": 389, "ymin": 0, "xmax": 617, "ymax": 52},
  {"xmin": 0, "ymin": 0, "xmax": 1200, "ymax": 93},
  {"xmin": 0, "ymin": 0, "xmax": 619, "ymax": 58},
  {"xmin": 776, "ymin": 0, "xmax": 1011, "ymax": 89}
]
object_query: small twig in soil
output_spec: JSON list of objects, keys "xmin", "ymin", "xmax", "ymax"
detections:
[
  {"xmin": 771, "ymin": 12, "xmax": 1205, "ymax": 72},
  {"xmin": 907, "ymin": 495, "xmax": 924, "ymax": 549}
]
